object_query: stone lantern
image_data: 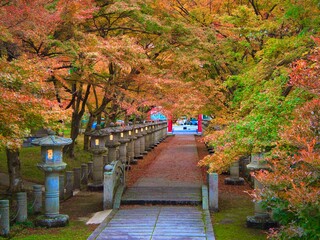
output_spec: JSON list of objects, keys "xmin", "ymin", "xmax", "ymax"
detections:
[
  {"xmin": 126, "ymin": 126, "xmax": 137, "ymax": 165},
  {"xmin": 154, "ymin": 123, "xmax": 160, "ymax": 145},
  {"xmin": 150, "ymin": 123, "xmax": 156, "ymax": 148},
  {"xmin": 124, "ymin": 126, "xmax": 135, "ymax": 166},
  {"xmin": 133, "ymin": 125, "xmax": 143, "ymax": 160},
  {"xmin": 140, "ymin": 125, "xmax": 148, "ymax": 155},
  {"xmin": 118, "ymin": 127, "xmax": 130, "ymax": 165},
  {"xmin": 86, "ymin": 125, "xmax": 109, "ymax": 191},
  {"xmin": 246, "ymin": 153, "xmax": 277, "ymax": 229},
  {"xmin": 105, "ymin": 125, "xmax": 121, "ymax": 164},
  {"xmin": 145, "ymin": 123, "xmax": 152, "ymax": 151},
  {"xmin": 224, "ymin": 160, "xmax": 244, "ymax": 185},
  {"xmin": 32, "ymin": 132, "xmax": 72, "ymax": 227}
]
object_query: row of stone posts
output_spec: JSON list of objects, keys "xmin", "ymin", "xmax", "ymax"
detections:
[
  {"xmin": 0, "ymin": 121, "xmax": 168, "ymax": 236},
  {"xmin": 0, "ymin": 185, "xmax": 45, "ymax": 236},
  {"xmin": 86, "ymin": 121, "xmax": 168, "ymax": 191}
]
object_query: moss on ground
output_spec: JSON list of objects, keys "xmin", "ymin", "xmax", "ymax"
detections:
[
  {"xmin": 212, "ymin": 192, "xmax": 267, "ymax": 240},
  {"xmin": 9, "ymin": 221, "xmax": 94, "ymax": 240}
]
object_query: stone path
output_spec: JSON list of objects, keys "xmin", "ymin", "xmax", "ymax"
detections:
[
  {"xmin": 90, "ymin": 206, "xmax": 213, "ymax": 240},
  {"xmin": 89, "ymin": 135, "xmax": 215, "ymax": 240},
  {"xmin": 0, "ymin": 172, "xmax": 37, "ymax": 191}
]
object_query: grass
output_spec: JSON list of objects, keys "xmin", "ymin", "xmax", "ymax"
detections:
[
  {"xmin": 212, "ymin": 192, "xmax": 267, "ymax": 240},
  {"xmin": 8, "ymin": 220, "xmax": 93, "ymax": 240},
  {"xmin": 0, "ymin": 135, "xmax": 92, "ymax": 184}
]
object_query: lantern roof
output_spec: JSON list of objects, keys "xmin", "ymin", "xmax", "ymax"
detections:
[
  {"xmin": 123, "ymin": 126, "xmax": 133, "ymax": 131},
  {"xmin": 86, "ymin": 125, "xmax": 110, "ymax": 137},
  {"xmin": 32, "ymin": 133, "xmax": 72, "ymax": 147},
  {"xmin": 107, "ymin": 123, "xmax": 122, "ymax": 133}
]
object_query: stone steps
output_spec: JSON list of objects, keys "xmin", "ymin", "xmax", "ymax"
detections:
[{"xmin": 121, "ymin": 186, "xmax": 202, "ymax": 205}]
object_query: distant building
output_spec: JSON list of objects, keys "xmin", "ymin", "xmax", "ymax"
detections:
[{"xmin": 147, "ymin": 107, "xmax": 167, "ymax": 121}]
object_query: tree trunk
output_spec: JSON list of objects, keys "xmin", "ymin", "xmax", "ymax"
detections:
[
  {"xmin": 64, "ymin": 84, "xmax": 91, "ymax": 158},
  {"xmin": 6, "ymin": 148, "xmax": 23, "ymax": 193},
  {"xmin": 64, "ymin": 112, "xmax": 82, "ymax": 158},
  {"xmin": 83, "ymin": 114, "xmax": 95, "ymax": 151}
]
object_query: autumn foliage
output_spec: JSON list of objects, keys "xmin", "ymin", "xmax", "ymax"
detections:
[
  {"xmin": 0, "ymin": 0, "xmax": 319, "ymax": 236},
  {"xmin": 253, "ymin": 47, "xmax": 320, "ymax": 239}
]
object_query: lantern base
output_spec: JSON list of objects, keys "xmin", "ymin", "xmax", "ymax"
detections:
[
  {"xmin": 246, "ymin": 214, "xmax": 277, "ymax": 229},
  {"xmin": 35, "ymin": 214, "xmax": 69, "ymax": 228},
  {"xmin": 224, "ymin": 177, "xmax": 245, "ymax": 185},
  {"xmin": 131, "ymin": 159, "xmax": 138, "ymax": 165},
  {"xmin": 87, "ymin": 183, "xmax": 103, "ymax": 191},
  {"xmin": 134, "ymin": 155, "xmax": 143, "ymax": 160}
]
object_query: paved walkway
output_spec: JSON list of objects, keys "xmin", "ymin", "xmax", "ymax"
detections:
[
  {"xmin": 89, "ymin": 135, "xmax": 215, "ymax": 240},
  {"xmin": 0, "ymin": 172, "xmax": 37, "ymax": 191}
]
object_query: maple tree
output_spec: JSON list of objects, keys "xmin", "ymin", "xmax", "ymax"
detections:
[
  {"xmin": 1, "ymin": 7, "xmax": 318, "ymax": 239},
  {"xmin": 0, "ymin": 0, "xmax": 69, "ymax": 192},
  {"xmin": 198, "ymin": 1, "xmax": 320, "ymax": 238},
  {"xmin": 252, "ymin": 45, "xmax": 320, "ymax": 239}
]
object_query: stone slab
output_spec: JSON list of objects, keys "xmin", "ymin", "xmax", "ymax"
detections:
[{"xmin": 86, "ymin": 210, "xmax": 112, "ymax": 225}]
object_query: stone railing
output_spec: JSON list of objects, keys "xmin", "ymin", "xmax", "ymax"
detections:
[
  {"xmin": 98, "ymin": 121, "xmax": 168, "ymax": 210},
  {"xmin": 103, "ymin": 160, "xmax": 125, "ymax": 210}
]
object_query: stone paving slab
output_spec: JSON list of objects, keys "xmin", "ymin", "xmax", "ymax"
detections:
[{"xmin": 131, "ymin": 135, "xmax": 202, "ymax": 189}]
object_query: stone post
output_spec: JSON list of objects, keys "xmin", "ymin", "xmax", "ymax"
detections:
[
  {"xmin": 134, "ymin": 126, "xmax": 143, "ymax": 159},
  {"xmin": 106, "ymin": 129, "xmax": 120, "ymax": 164},
  {"xmin": 103, "ymin": 167, "xmax": 115, "ymax": 210},
  {"xmin": 145, "ymin": 125, "xmax": 151, "ymax": 151},
  {"xmin": 87, "ymin": 161, "xmax": 93, "ymax": 180},
  {"xmin": 162, "ymin": 121, "xmax": 168, "ymax": 139},
  {"xmin": 86, "ymin": 126, "xmax": 109, "ymax": 191},
  {"xmin": 140, "ymin": 126, "xmax": 148, "ymax": 155},
  {"xmin": 208, "ymin": 173, "xmax": 218, "ymax": 212},
  {"xmin": 151, "ymin": 124, "xmax": 156, "ymax": 147},
  {"xmin": 129, "ymin": 130, "xmax": 138, "ymax": 164},
  {"xmin": 225, "ymin": 161, "xmax": 244, "ymax": 185},
  {"xmin": 81, "ymin": 163, "xmax": 88, "ymax": 186},
  {"xmin": 147, "ymin": 124, "xmax": 154, "ymax": 150},
  {"xmin": 65, "ymin": 171, "xmax": 73, "ymax": 199},
  {"xmin": 125, "ymin": 126, "xmax": 134, "ymax": 166},
  {"xmin": 155, "ymin": 123, "xmax": 161, "ymax": 144},
  {"xmin": 16, "ymin": 192, "xmax": 27, "ymax": 222},
  {"xmin": 32, "ymin": 132, "xmax": 72, "ymax": 227},
  {"xmin": 73, "ymin": 167, "xmax": 81, "ymax": 190},
  {"xmin": 33, "ymin": 185, "xmax": 43, "ymax": 214},
  {"xmin": 246, "ymin": 153, "xmax": 277, "ymax": 229},
  {"xmin": 118, "ymin": 129, "xmax": 130, "ymax": 165},
  {"xmin": 0, "ymin": 200, "xmax": 9, "ymax": 236},
  {"xmin": 160, "ymin": 122, "xmax": 165, "ymax": 141}
]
